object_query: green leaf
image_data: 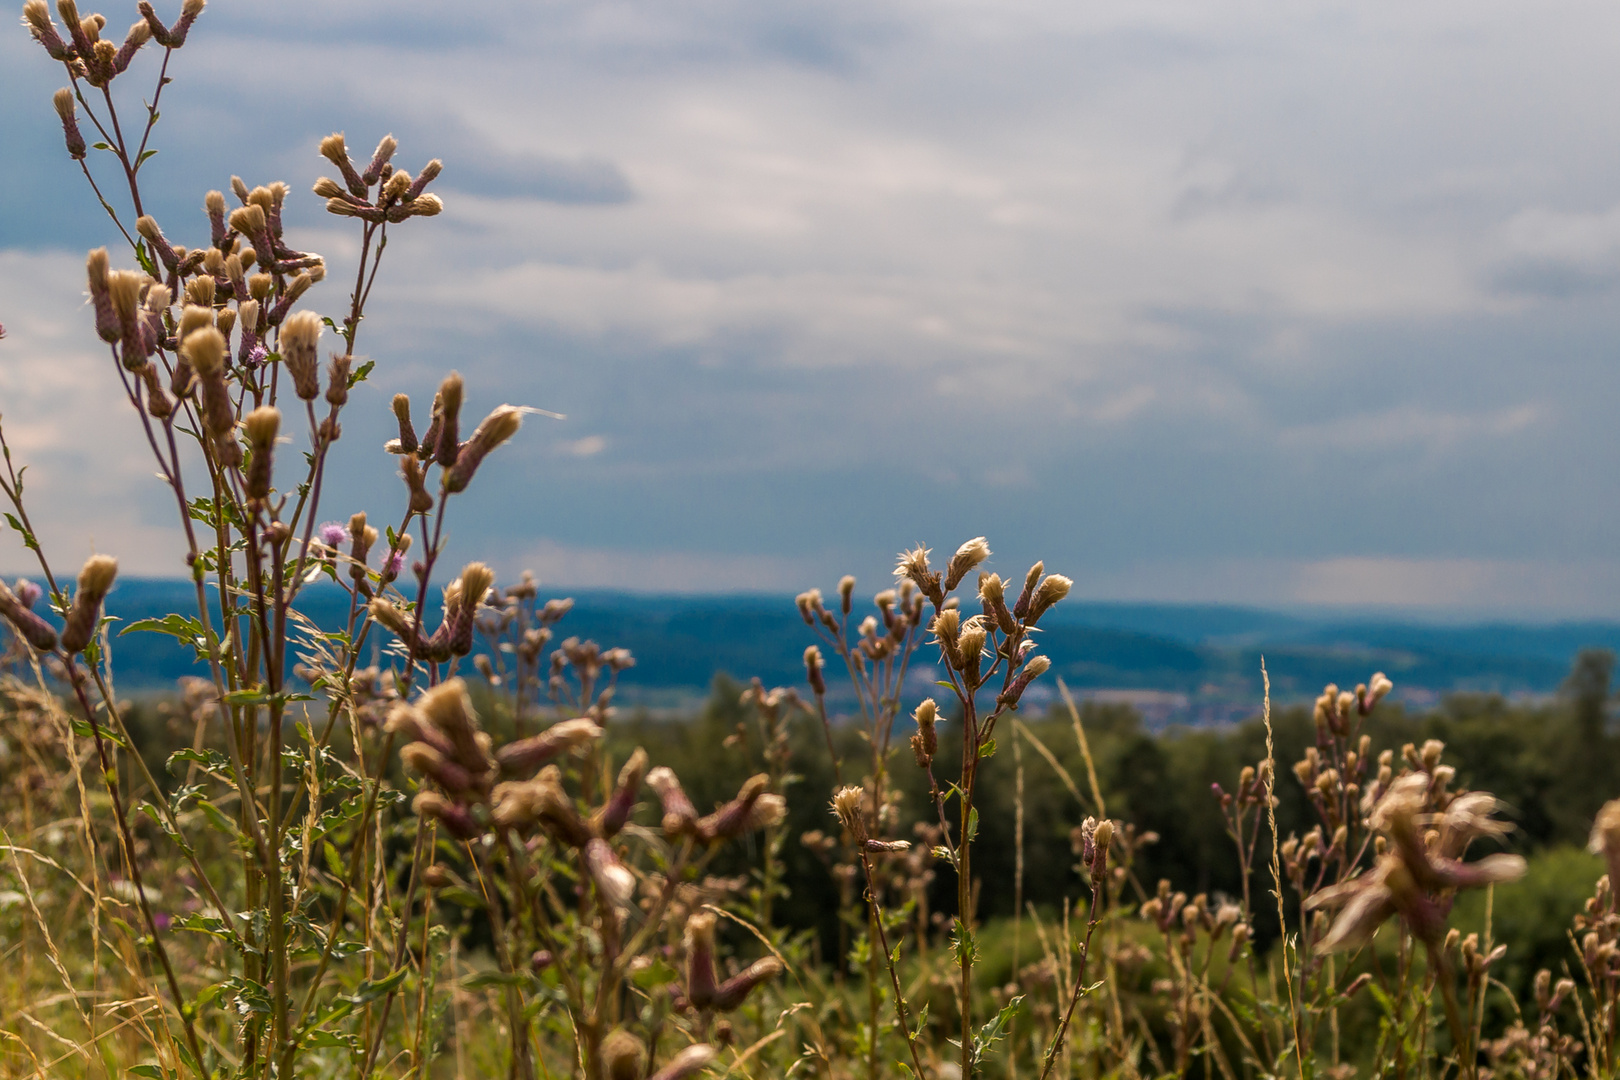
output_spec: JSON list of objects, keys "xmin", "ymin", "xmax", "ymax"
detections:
[
  {"xmin": 167, "ymin": 747, "xmax": 230, "ymax": 776},
  {"xmin": 3, "ymin": 512, "xmax": 38, "ymax": 552},
  {"xmin": 461, "ymin": 970, "xmax": 531, "ymax": 990},
  {"xmin": 345, "ymin": 966, "xmax": 409, "ymax": 1004},
  {"xmin": 70, "ymin": 718, "xmax": 126, "ymax": 748},
  {"xmin": 971, "ymin": 995, "xmax": 1023, "ymax": 1066},
  {"xmin": 347, "ymin": 359, "xmax": 376, "ymax": 388},
  {"xmin": 302, "ymin": 1029, "xmax": 355, "ymax": 1050},
  {"xmin": 136, "ymin": 148, "xmax": 159, "ymax": 169},
  {"xmin": 978, "ymin": 737, "xmax": 996, "ymax": 760},
  {"xmin": 91, "ymin": 140, "xmax": 110, "ymax": 150},
  {"xmin": 128, "ymin": 1066, "xmax": 168, "ymax": 1079}
]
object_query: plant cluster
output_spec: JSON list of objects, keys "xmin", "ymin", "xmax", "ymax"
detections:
[{"xmin": 3, "ymin": 5, "xmax": 1620, "ymax": 1080}]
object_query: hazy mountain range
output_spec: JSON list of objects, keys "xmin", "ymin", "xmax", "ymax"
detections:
[{"xmin": 77, "ymin": 580, "xmax": 1620, "ymax": 727}]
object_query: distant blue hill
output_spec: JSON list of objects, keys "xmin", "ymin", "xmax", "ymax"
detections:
[{"xmin": 73, "ymin": 580, "xmax": 1620, "ymax": 725}]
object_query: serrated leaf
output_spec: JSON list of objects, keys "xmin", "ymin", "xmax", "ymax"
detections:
[{"xmin": 167, "ymin": 747, "xmax": 230, "ymax": 776}]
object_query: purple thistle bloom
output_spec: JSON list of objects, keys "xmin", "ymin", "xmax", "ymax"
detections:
[
  {"xmin": 319, "ymin": 521, "xmax": 349, "ymax": 548},
  {"xmin": 13, "ymin": 579, "xmax": 41, "ymax": 609},
  {"xmin": 385, "ymin": 550, "xmax": 406, "ymax": 577}
]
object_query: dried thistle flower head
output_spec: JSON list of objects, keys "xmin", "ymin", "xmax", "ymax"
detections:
[
  {"xmin": 911, "ymin": 697, "xmax": 938, "ymax": 767},
  {"xmin": 179, "ymin": 325, "xmax": 225, "ymax": 376},
  {"xmin": 944, "ymin": 536, "xmax": 991, "ymax": 590},
  {"xmin": 602, "ymin": 1029, "xmax": 648, "ymax": 1080},
  {"xmin": 280, "ymin": 310, "xmax": 322, "ymax": 399},
  {"xmin": 446, "ymin": 404, "xmax": 523, "ymax": 492},
  {"xmin": 803, "ymin": 644, "xmax": 825, "ymax": 695},
  {"xmin": 1591, "ymin": 798, "xmax": 1620, "ymax": 885},
  {"xmin": 434, "ymin": 370, "xmax": 465, "ymax": 466},
  {"xmin": 60, "ymin": 553, "xmax": 117, "ymax": 654},
  {"xmin": 1025, "ymin": 573, "xmax": 1073, "ymax": 624},
  {"xmin": 832, "ymin": 784, "xmax": 866, "ymax": 838},
  {"xmin": 649, "ymin": 1046, "xmax": 718, "ymax": 1080},
  {"xmin": 895, "ymin": 544, "xmax": 943, "ymax": 603}
]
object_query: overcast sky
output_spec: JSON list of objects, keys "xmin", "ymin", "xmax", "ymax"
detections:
[{"xmin": 4, "ymin": 0, "xmax": 1620, "ymax": 616}]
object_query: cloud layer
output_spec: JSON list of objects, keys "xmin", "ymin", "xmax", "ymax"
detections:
[{"xmin": 3, "ymin": 1, "xmax": 1620, "ymax": 614}]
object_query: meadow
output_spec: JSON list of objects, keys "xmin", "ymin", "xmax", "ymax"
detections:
[{"xmin": 2, "ymin": 4, "xmax": 1619, "ymax": 1078}]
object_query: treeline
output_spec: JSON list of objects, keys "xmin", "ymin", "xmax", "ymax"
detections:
[
  {"xmin": 114, "ymin": 649, "xmax": 1616, "ymax": 979},
  {"xmin": 607, "ymin": 651, "xmax": 1617, "ymax": 966}
]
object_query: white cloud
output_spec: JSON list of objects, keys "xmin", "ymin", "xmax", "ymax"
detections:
[{"xmin": 6, "ymin": 0, "xmax": 1620, "ymax": 612}]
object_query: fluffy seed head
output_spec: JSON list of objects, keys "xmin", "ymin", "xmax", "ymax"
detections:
[
  {"xmin": 243, "ymin": 405, "xmax": 279, "ymax": 445},
  {"xmin": 228, "ymin": 204, "xmax": 265, "ymax": 238},
  {"xmin": 832, "ymin": 785, "xmax": 865, "ymax": 837},
  {"xmin": 86, "ymin": 247, "xmax": 108, "ymax": 289},
  {"xmin": 319, "ymin": 133, "xmax": 348, "ymax": 167},
  {"xmin": 52, "ymin": 86, "xmax": 74, "ymax": 119},
  {"xmin": 1026, "ymin": 573, "xmax": 1073, "ymax": 624},
  {"xmin": 602, "ymin": 1030, "xmax": 647, "ymax": 1080},
  {"xmin": 945, "ymin": 536, "xmax": 991, "ymax": 589},
  {"xmin": 180, "ymin": 327, "xmax": 226, "ymax": 376},
  {"xmin": 107, "ymin": 270, "xmax": 142, "ymax": 323},
  {"xmin": 280, "ymin": 310, "xmax": 322, "ymax": 399},
  {"xmin": 77, "ymin": 553, "xmax": 117, "ymax": 596}
]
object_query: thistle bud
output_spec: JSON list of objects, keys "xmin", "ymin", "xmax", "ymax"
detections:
[
  {"xmin": 390, "ymin": 393, "xmax": 418, "ymax": 454},
  {"xmin": 406, "ymin": 193, "xmax": 444, "ymax": 217},
  {"xmin": 944, "ymin": 536, "xmax": 991, "ymax": 591},
  {"xmin": 418, "ymin": 678, "xmax": 493, "ymax": 777},
  {"xmin": 446, "ymin": 405, "xmax": 522, "ymax": 492},
  {"xmin": 894, "ymin": 544, "xmax": 943, "ymax": 605},
  {"xmin": 320, "ymin": 132, "xmax": 367, "ymax": 196},
  {"xmin": 107, "ymin": 270, "xmax": 148, "ymax": 367},
  {"xmin": 242, "ymin": 406, "xmax": 279, "ymax": 500},
  {"xmin": 804, "ymin": 644, "xmax": 825, "ymax": 695},
  {"xmin": 1590, "ymin": 799, "xmax": 1620, "ymax": 888},
  {"xmin": 86, "ymin": 248, "xmax": 120, "ymax": 343},
  {"xmin": 409, "ymin": 159, "xmax": 443, "ymax": 198},
  {"xmin": 649, "ymin": 1046, "xmax": 718, "ymax": 1080},
  {"xmin": 60, "ymin": 554, "xmax": 116, "ymax": 654},
  {"xmin": 647, "ymin": 766, "xmax": 699, "ymax": 837},
  {"xmin": 584, "ymin": 837, "xmax": 635, "ymax": 907},
  {"xmin": 602, "ymin": 1030, "xmax": 648, "ymax": 1080},
  {"xmin": 324, "ymin": 353, "xmax": 352, "ymax": 408},
  {"xmin": 382, "ymin": 169, "xmax": 412, "ymax": 203},
  {"xmin": 25, "ymin": 2, "xmax": 72, "ymax": 60},
  {"xmin": 139, "ymin": 363, "xmax": 172, "ymax": 418},
  {"xmin": 112, "ymin": 18, "xmax": 149, "ymax": 71},
  {"xmin": 52, "ymin": 87, "xmax": 86, "ymax": 159},
  {"xmin": 998, "ymin": 654, "xmax": 1052, "ymax": 710},
  {"xmin": 412, "ymin": 790, "xmax": 480, "ymax": 840},
  {"xmin": 1013, "ymin": 561, "xmax": 1043, "ymax": 620},
  {"xmin": 496, "ymin": 718, "xmax": 603, "ymax": 774},
  {"xmin": 712, "ymin": 956, "xmax": 783, "ymax": 1011},
  {"xmin": 1025, "ymin": 573, "xmax": 1072, "ymax": 625},
  {"xmin": 435, "ymin": 372, "xmax": 464, "ymax": 468},
  {"xmin": 684, "ymin": 912, "xmax": 720, "ymax": 1009},
  {"xmin": 401, "ymin": 741, "xmax": 478, "ymax": 795},
  {"xmin": 0, "ymin": 581, "xmax": 57, "ymax": 652},
  {"xmin": 595, "ymin": 747, "xmax": 648, "ymax": 837},
  {"xmin": 698, "ymin": 774, "xmax": 770, "ymax": 841},
  {"xmin": 362, "ymin": 134, "xmax": 398, "ymax": 186},
  {"xmin": 280, "ymin": 310, "xmax": 322, "ymax": 400},
  {"xmin": 911, "ymin": 698, "xmax": 938, "ymax": 767}
]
